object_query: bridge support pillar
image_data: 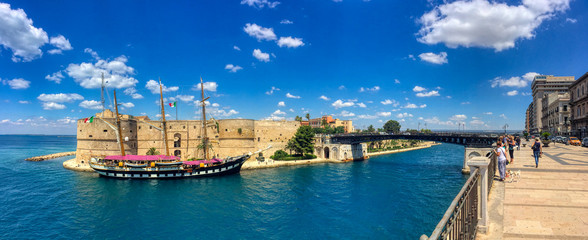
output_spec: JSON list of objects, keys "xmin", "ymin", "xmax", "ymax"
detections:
[
  {"xmin": 468, "ymin": 156, "xmax": 490, "ymax": 234},
  {"xmin": 462, "ymin": 147, "xmax": 493, "ymax": 174}
]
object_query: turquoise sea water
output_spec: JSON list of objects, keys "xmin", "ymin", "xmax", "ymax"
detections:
[{"xmin": 0, "ymin": 135, "xmax": 467, "ymax": 239}]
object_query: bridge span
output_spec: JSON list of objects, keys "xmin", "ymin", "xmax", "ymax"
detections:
[{"xmin": 323, "ymin": 133, "xmax": 498, "ymax": 173}]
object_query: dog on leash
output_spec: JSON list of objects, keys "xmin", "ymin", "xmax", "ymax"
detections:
[{"xmin": 506, "ymin": 169, "xmax": 521, "ymax": 183}]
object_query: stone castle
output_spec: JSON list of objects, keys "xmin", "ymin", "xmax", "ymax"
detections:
[{"xmin": 75, "ymin": 109, "xmax": 300, "ymax": 165}]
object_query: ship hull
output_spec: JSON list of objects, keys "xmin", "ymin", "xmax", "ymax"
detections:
[{"xmin": 90, "ymin": 157, "xmax": 247, "ymax": 179}]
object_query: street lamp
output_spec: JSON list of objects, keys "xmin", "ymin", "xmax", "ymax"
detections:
[{"xmin": 503, "ymin": 123, "xmax": 509, "ymax": 134}]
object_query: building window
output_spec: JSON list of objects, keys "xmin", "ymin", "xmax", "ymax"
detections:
[
  {"xmin": 150, "ymin": 126, "xmax": 152, "ymax": 129},
  {"xmin": 103, "ymin": 129, "xmax": 108, "ymax": 132},
  {"xmin": 183, "ymin": 126, "xmax": 186, "ymax": 129},
  {"xmin": 89, "ymin": 135, "xmax": 92, "ymax": 138}
]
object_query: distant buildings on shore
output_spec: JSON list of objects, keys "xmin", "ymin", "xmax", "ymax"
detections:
[
  {"xmin": 300, "ymin": 115, "xmax": 354, "ymax": 133},
  {"xmin": 525, "ymin": 72, "xmax": 588, "ymax": 138}
]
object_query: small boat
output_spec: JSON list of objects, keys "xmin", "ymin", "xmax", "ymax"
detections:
[{"xmin": 89, "ymin": 77, "xmax": 267, "ymax": 179}]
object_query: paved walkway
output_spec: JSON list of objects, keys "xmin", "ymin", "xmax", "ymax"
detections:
[{"xmin": 477, "ymin": 141, "xmax": 588, "ymax": 240}]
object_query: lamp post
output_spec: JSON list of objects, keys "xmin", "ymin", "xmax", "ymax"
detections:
[{"xmin": 503, "ymin": 124, "xmax": 509, "ymax": 134}]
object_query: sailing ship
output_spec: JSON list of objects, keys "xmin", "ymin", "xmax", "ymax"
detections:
[{"xmin": 89, "ymin": 78, "xmax": 265, "ymax": 179}]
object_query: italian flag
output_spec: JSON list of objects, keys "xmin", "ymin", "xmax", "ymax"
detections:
[
  {"xmin": 169, "ymin": 102, "xmax": 176, "ymax": 107},
  {"xmin": 84, "ymin": 116, "xmax": 94, "ymax": 123}
]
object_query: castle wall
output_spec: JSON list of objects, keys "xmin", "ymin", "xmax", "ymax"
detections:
[{"xmin": 76, "ymin": 112, "xmax": 301, "ymax": 165}]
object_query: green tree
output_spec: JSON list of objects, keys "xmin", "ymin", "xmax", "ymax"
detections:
[
  {"xmin": 421, "ymin": 129, "xmax": 432, "ymax": 134},
  {"xmin": 383, "ymin": 120, "xmax": 401, "ymax": 133},
  {"xmin": 305, "ymin": 113, "xmax": 310, "ymax": 121},
  {"xmin": 334, "ymin": 126, "xmax": 345, "ymax": 134},
  {"xmin": 367, "ymin": 125, "xmax": 375, "ymax": 133},
  {"xmin": 541, "ymin": 132, "xmax": 551, "ymax": 140},
  {"xmin": 523, "ymin": 132, "xmax": 529, "ymax": 141},
  {"xmin": 321, "ymin": 118, "xmax": 328, "ymax": 128},
  {"xmin": 288, "ymin": 125, "xmax": 315, "ymax": 155},
  {"xmin": 146, "ymin": 147, "xmax": 160, "ymax": 155},
  {"xmin": 295, "ymin": 116, "xmax": 303, "ymax": 122}
]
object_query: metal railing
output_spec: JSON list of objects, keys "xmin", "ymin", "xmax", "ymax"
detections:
[{"xmin": 422, "ymin": 168, "xmax": 480, "ymax": 240}]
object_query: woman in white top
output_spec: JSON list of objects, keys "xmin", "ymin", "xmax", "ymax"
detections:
[{"xmin": 494, "ymin": 141, "xmax": 508, "ymax": 181}]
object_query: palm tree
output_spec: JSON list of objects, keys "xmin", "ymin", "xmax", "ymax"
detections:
[
  {"xmin": 305, "ymin": 113, "xmax": 310, "ymax": 121},
  {"xmin": 146, "ymin": 147, "xmax": 160, "ymax": 155}
]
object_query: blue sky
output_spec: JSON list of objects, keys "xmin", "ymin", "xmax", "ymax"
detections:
[{"xmin": 0, "ymin": 0, "xmax": 586, "ymax": 134}]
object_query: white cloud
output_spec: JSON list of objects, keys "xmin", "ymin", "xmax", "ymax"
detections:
[
  {"xmin": 417, "ymin": 0, "xmax": 570, "ymax": 51},
  {"xmin": 521, "ymin": 92, "xmax": 532, "ymax": 96},
  {"xmin": 332, "ymin": 99, "xmax": 355, "ymax": 109},
  {"xmin": 42, "ymin": 102, "xmax": 66, "ymax": 110},
  {"xmin": 280, "ymin": 19, "xmax": 293, "ymax": 24},
  {"xmin": 277, "ymin": 37, "xmax": 305, "ymax": 48},
  {"xmin": 84, "ymin": 48, "xmax": 100, "ymax": 59},
  {"xmin": 278, "ymin": 101, "xmax": 285, "ymax": 107},
  {"xmin": 339, "ymin": 110, "xmax": 355, "ymax": 117},
  {"xmin": 233, "ymin": 45, "xmax": 241, "ymax": 51},
  {"xmin": 491, "ymin": 72, "xmax": 540, "ymax": 88},
  {"xmin": 359, "ymin": 86, "xmax": 380, "ymax": 92},
  {"xmin": 499, "ymin": 114, "xmax": 507, "ymax": 119},
  {"xmin": 193, "ymin": 81, "xmax": 218, "ymax": 92},
  {"xmin": 123, "ymin": 88, "xmax": 143, "ymax": 99},
  {"xmin": 265, "ymin": 86, "xmax": 280, "ymax": 95},
  {"xmin": 289, "ymin": 108, "xmax": 294, "ymax": 112},
  {"xmin": 66, "ymin": 55, "xmax": 138, "ymax": 89},
  {"xmin": 566, "ymin": 18, "xmax": 577, "ymax": 23},
  {"xmin": 418, "ymin": 52, "xmax": 448, "ymax": 64},
  {"xmin": 225, "ymin": 64, "xmax": 243, "ymax": 73},
  {"xmin": 286, "ymin": 93, "xmax": 300, "ymax": 99},
  {"xmin": 48, "ymin": 35, "xmax": 73, "ymax": 55},
  {"xmin": 470, "ymin": 119, "xmax": 485, "ymax": 125},
  {"xmin": 381, "ymin": 99, "xmax": 399, "ymax": 107},
  {"xmin": 461, "ymin": 101, "xmax": 471, "ymax": 105},
  {"xmin": 319, "ymin": 95, "xmax": 330, "ymax": 101},
  {"xmin": 424, "ymin": 116, "xmax": 455, "ymax": 126},
  {"xmin": 357, "ymin": 102, "xmax": 367, "ymax": 108},
  {"xmin": 338, "ymin": 85, "xmax": 345, "ymax": 90},
  {"xmin": 120, "ymin": 102, "xmax": 134, "ymax": 108},
  {"xmin": 175, "ymin": 95, "xmax": 195, "ymax": 102},
  {"xmin": 156, "ymin": 113, "xmax": 172, "ymax": 118},
  {"xmin": 408, "ymin": 54, "xmax": 416, "ymax": 60},
  {"xmin": 145, "ymin": 80, "xmax": 179, "ymax": 94},
  {"xmin": 37, "ymin": 93, "xmax": 83, "ymax": 103},
  {"xmin": 18, "ymin": 100, "xmax": 29, "ymax": 104},
  {"xmin": 376, "ymin": 112, "xmax": 391, "ymax": 117},
  {"xmin": 0, "ymin": 3, "xmax": 48, "ymax": 62},
  {"xmin": 358, "ymin": 114, "xmax": 378, "ymax": 119},
  {"xmin": 45, "ymin": 71, "xmax": 64, "ymax": 84},
  {"xmin": 416, "ymin": 90, "xmax": 440, "ymax": 97},
  {"xmin": 394, "ymin": 79, "xmax": 400, "ymax": 84},
  {"xmin": 244, "ymin": 23, "xmax": 277, "ymax": 41},
  {"xmin": 449, "ymin": 114, "xmax": 467, "ymax": 121},
  {"xmin": 253, "ymin": 49, "xmax": 270, "ymax": 62},
  {"xmin": 210, "ymin": 109, "xmax": 239, "ymax": 118},
  {"xmin": 265, "ymin": 109, "xmax": 286, "ymax": 120},
  {"xmin": 507, "ymin": 90, "xmax": 518, "ymax": 96},
  {"xmin": 3, "ymin": 78, "xmax": 30, "ymax": 89},
  {"xmin": 419, "ymin": 104, "xmax": 427, "ymax": 108},
  {"xmin": 79, "ymin": 100, "xmax": 102, "ymax": 110},
  {"xmin": 483, "ymin": 112, "xmax": 493, "ymax": 115},
  {"xmin": 413, "ymin": 86, "xmax": 426, "ymax": 92},
  {"xmin": 396, "ymin": 112, "xmax": 413, "ymax": 118},
  {"xmin": 212, "ymin": 103, "xmax": 220, "ymax": 107},
  {"xmin": 240, "ymin": 0, "xmax": 280, "ymax": 8},
  {"xmin": 404, "ymin": 103, "xmax": 418, "ymax": 109}
]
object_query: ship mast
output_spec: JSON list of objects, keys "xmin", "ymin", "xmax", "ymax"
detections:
[
  {"xmin": 200, "ymin": 77, "xmax": 210, "ymax": 160},
  {"xmin": 114, "ymin": 90, "xmax": 125, "ymax": 156},
  {"xmin": 101, "ymin": 73, "xmax": 105, "ymax": 115},
  {"xmin": 159, "ymin": 78, "xmax": 170, "ymax": 156}
]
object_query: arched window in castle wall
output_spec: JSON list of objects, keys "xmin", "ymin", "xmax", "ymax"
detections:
[
  {"xmin": 174, "ymin": 133, "xmax": 181, "ymax": 148},
  {"xmin": 174, "ymin": 150, "xmax": 181, "ymax": 158}
]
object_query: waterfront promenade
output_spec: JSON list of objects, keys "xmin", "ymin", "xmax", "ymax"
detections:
[{"xmin": 477, "ymin": 142, "xmax": 588, "ymax": 239}]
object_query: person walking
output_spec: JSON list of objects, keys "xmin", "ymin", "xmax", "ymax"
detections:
[
  {"xmin": 515, "ymin": 136, "xmax": 521, "ymax": 150},
  {"xmin": 531, "ymin": 137, "xmax": 542, "ymax": 168},
  {"xmin": 494, "ymin": 141, "xmax": 508, "ymax": 181},
  {"xmin": 508, "ymin": 136, "xmax": 516, "ymax": 163}
]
